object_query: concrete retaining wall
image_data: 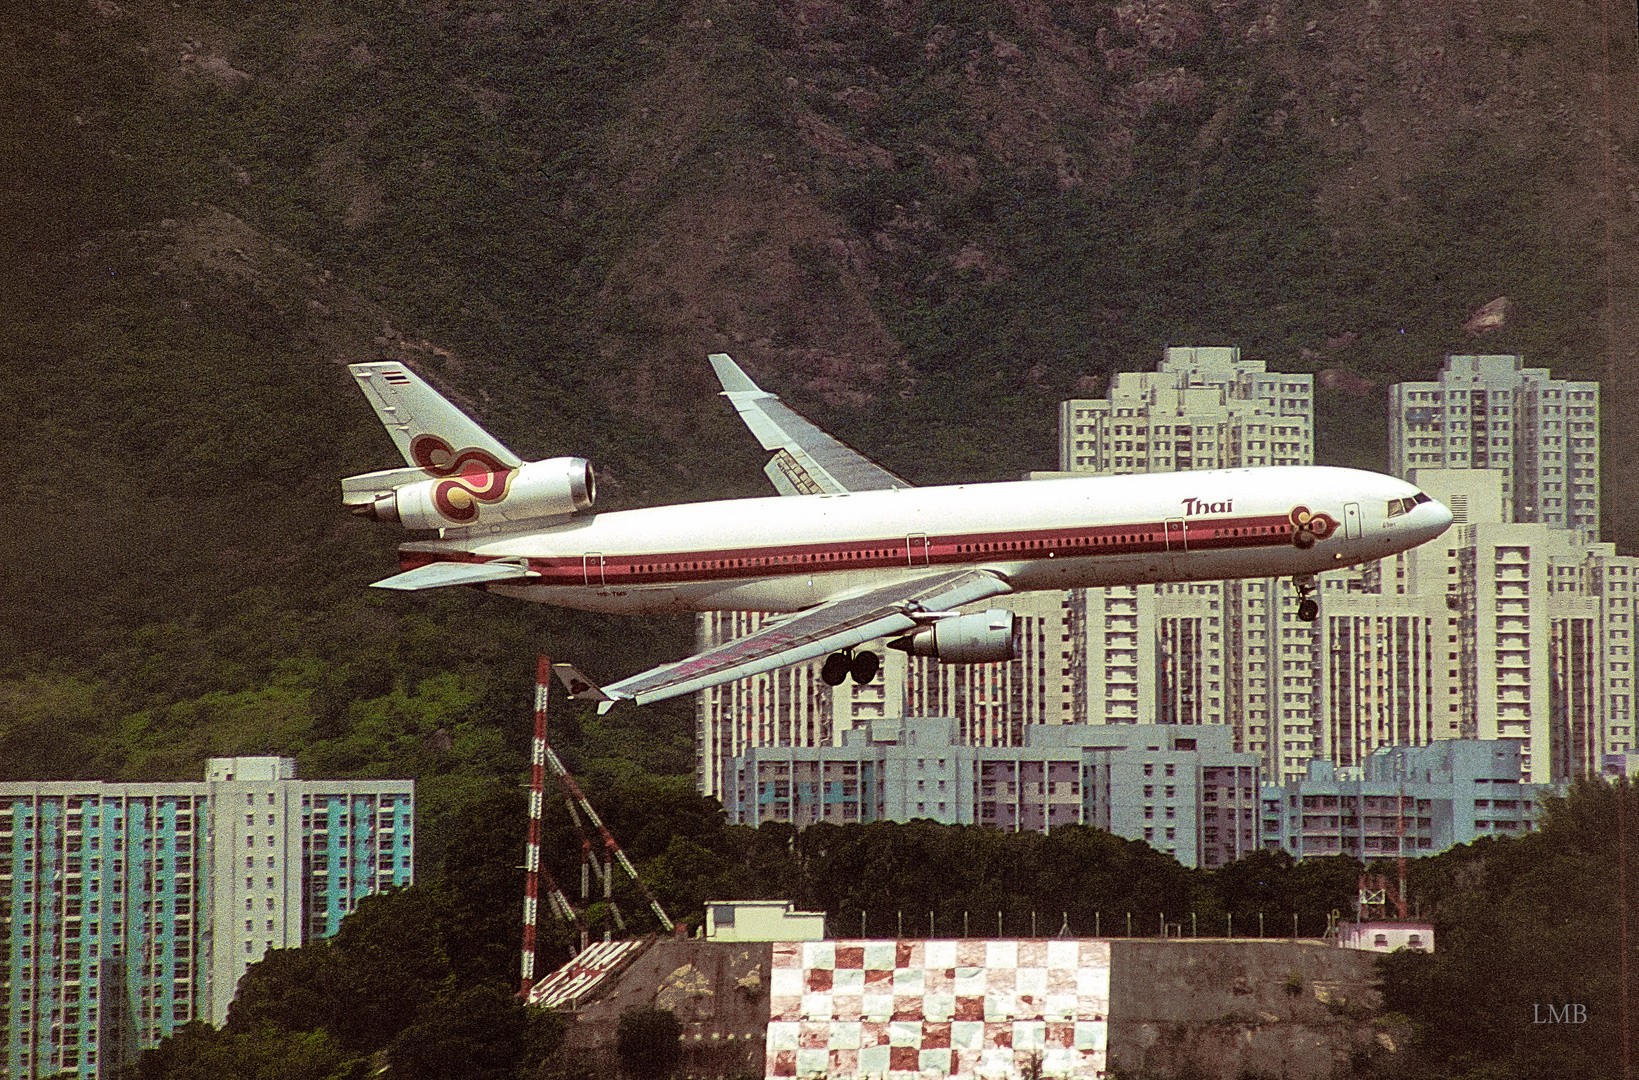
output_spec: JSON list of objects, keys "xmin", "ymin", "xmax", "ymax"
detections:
[
  {"xmin": 1108, "ymin": 939, "xmax": 1387, "ymax": 1079},
  {"xmin": 546, "ymin": 937, "xmax": 1397, "ymax": 1079}
]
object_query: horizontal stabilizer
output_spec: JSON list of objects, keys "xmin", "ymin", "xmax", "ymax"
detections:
[
  {"xmin": 341, "ymin": 466, "xmax": 436, "ymax": 506},
  {"xmin": 370, "ymin": 560, "xmax": 539, "ymax": 591}
]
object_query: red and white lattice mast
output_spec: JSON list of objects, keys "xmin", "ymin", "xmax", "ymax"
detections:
[
  {"xmin": 519, "ymin": 656, "xmax": 582, "ymax": 996},
  {"xmin": 518, "ymin": 656, "xmax": 674, "ymax": 996}
]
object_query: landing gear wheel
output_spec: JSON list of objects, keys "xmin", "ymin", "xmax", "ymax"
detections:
[
  {"xmin": 821, "ymin": 652, "xmax": 851, "ymax": 686},
  {"xmin": 1292, "ymin": 574, "xmax": 1319, "ymax": 622},
  {"xmin": 850, "ymin": 650, "xmax": 880, "ymax": 685}
]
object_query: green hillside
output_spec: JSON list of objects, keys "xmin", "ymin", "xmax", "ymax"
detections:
[
  {"xmin": 0, "ymin": 2, "xmax": 1632, "ymax": 1075},
  {"xmin": 0, "ymin": 0, "xmax": 1628, "ymax": 877}
]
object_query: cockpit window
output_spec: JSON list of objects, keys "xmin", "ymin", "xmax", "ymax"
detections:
[{"xmin": 1388, "ymin": 492, "xmax": 1433, "ymax": 518}]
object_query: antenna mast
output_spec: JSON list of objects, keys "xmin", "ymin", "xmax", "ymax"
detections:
[{"xmin": 517, "ymin": 657, "xmax": 675, "ymax": 996}]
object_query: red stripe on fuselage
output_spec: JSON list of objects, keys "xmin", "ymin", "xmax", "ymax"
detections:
[{"xmin": 397, "ymin": 513, "xmax": 1302, "ymax": 586}]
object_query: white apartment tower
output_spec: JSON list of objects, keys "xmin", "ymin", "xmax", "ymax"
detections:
[
  {"xmin": 199, "ymin": 758, "xmax": 414, "ymax": 1027},
  {"xmin": 1309, "ymin": 469, "xmax": 1491, "ymax": 771},
  {"xmin": 1059, "ymin": 347, "xmax": 1319, "ymax": 781},
  {"xmin": 1453, "ymin": 519, "xmax": 1633, "ymax": 782},
  {"xmin": 1064, "ymin": 578, "xmax": 1326, "ymax": 782},
  {"xmin": 1060, "ymin": 346, "xmax": 1313, "ymax": 473},
  {"xmin": 1314, "ymin": 469, "xmax": 1635, "ymax": 785},
  {"xmin": 1388, "ymin": 354, "xmax": 1599, "ymax": 537}
]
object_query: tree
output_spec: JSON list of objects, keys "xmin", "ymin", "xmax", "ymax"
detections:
[
  {"xmin": 614, "ymin": 1007, "xmax": 681, "ymax": 1080},
  {"xmin": 387, "ymin": 986, "xmax": 560, "ymax": 1080},
  {"xmin": 1374, "ymin": 777, "xmax": 1635, "ymax": 1080}
]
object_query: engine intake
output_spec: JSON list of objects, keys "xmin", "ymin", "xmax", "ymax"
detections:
[
  {"xmin": 888, "ymin": 609, "xmax": 1020, "ymax": 665},
  {"xmin": 354, "ymin": 456, "xmax": 595, "ymax": 530}
]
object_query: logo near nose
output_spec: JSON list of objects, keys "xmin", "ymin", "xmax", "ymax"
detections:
[{"xmin": 1290, "ymin": 505, "xmax": 1338, "ymax": 549}]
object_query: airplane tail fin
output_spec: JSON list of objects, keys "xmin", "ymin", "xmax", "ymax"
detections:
[{"xmin": 348, "ymin": 361, "xmax": 522, "ymax": 471}]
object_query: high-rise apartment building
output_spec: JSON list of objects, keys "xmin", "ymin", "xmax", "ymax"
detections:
[
  {"xmin": 1057, "ymin": 347, "xmax": 1320, "ymax": 782},
  {"xmin": 1, "ymin": 758, "xmax": 413, "ymax": 1079},
  {"xmin": 1312, "ymin": 469, "xmax": 1636, "ymax": 785},
  {"xmin": 1059, "ymin": 346, "xmax": 1313, "ymax": 473},
  {"xmin": 1388, "ymin": 354, "xmax": 1599, "ymax": 536},
  {"xmin": 724, "ymin": 717, "xmax": 1260, "ymax": 869},
  {"xmin": 1064, "ymin": 578, "xmax": 1324, "ymax": 781}
]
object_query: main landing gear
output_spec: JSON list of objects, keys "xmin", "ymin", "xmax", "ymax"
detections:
[
  {"xmin": 821, "ymin": 649, "xmax": 880, "ymax": 686},
  {"xmin": 1293, "ymin": 574, "xmax": 1319, "ymax": 623}
]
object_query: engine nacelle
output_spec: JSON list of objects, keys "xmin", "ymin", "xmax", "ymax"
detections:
[
  {"xmin": 889, "ymin": 609, "xmax": 1020, "ymax": 665},
  {"xmin": 356, "ymin": 456, "xmax": 595, "ymax": 530}
]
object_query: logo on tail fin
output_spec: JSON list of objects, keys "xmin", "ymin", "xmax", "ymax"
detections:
[{"xmin": 411, "ymin": 434, "xmax": 514, "ymax": 523}]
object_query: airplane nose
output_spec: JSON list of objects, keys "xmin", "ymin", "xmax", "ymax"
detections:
[{"xmin": 1426, "ymin": 498, "xmax": 1454, "ymax": 536}]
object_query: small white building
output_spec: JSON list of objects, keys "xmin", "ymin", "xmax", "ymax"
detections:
[
  {"xmin": 704, "ymin": 900, "xmax": 827, "ymax": 942},
  {"xmin": 1339, "ymin": 921, "xmax": 1434, "ymax": 953}
]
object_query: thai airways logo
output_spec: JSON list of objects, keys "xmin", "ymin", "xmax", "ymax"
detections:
[
  {"xmin": 1290, "ymin": 505, "xmax": 1338, "ymax": 549},
  {"xmin": 411, "ymin": 434, "xmax": 513, "ymax": 523}
]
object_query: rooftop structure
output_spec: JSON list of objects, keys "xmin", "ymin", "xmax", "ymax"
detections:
[{"xmin": 704, "ymin": 900, "xmax": 826, "ymax": 942}]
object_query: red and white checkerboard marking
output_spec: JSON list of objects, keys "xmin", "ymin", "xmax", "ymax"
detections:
[{"xmin": 766, "ymin": 939, "xmax": 1109, "ymax": 1078}]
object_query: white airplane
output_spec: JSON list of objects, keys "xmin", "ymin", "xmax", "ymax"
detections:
[{"xmin": 344, "ymin": 355, "xmax": 1453, "ymax": 709}]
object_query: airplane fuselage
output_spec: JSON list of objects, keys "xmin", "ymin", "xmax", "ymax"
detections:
[{"xmin": 395, "ymin": 465, "xmax": 1451, "ymax": 614}]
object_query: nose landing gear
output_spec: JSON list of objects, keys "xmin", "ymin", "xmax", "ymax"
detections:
[
  {"xmin": 821, "ymin": 649, "xmax": 880, "ymax": 686},
  {"xmin": 1293, "ymin": 574, "xmax": 1319, "ymax": 623}
]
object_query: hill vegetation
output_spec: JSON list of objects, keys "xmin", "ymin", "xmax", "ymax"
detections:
[
  {"xmin": 3, "ymin": 0, "xmax": 1628, "ymax": 794},
  {"xmin": 111, "ymin": 777, "xmax": 1635, "ymax": 1079}
]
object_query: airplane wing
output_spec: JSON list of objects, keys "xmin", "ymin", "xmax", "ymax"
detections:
[
  {"xmin": 710, "ymin": 353, "xmax": 912, "ymax": 496},
  {"xmin": 560, "ymin": 568, "xmax": 1011, "ymax": 709}
]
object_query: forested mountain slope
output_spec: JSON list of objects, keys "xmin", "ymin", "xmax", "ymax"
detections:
[{"xmin": 0, "ymin": 0, "xmax": 1633, "ymax": 800}]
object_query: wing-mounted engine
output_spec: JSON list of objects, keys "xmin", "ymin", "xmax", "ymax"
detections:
[
  {"xmin": 888, "ymin": 609, "xmax": 1019, "ymax": 664},
  {"xmin": 347, "ymin": 455, "xmax": 595, "ymax": 530}
]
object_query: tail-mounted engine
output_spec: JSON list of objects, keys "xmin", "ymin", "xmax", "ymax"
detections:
[
  {"xmin": 349, "ymin": 456, "xmax": 595, "ymax": 530},
  {"xmin": 888, "ymin": 609, "xmax": 1020, "ymax": 664}
]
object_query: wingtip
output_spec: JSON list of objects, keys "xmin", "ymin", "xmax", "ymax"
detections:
[
  {"xmin": 551, "ymin": 662, "xmax": 613, "ymax": 703},
  {"xmin": 708, "ymin": 353, "xmax": 764, "ymax": 394}
]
